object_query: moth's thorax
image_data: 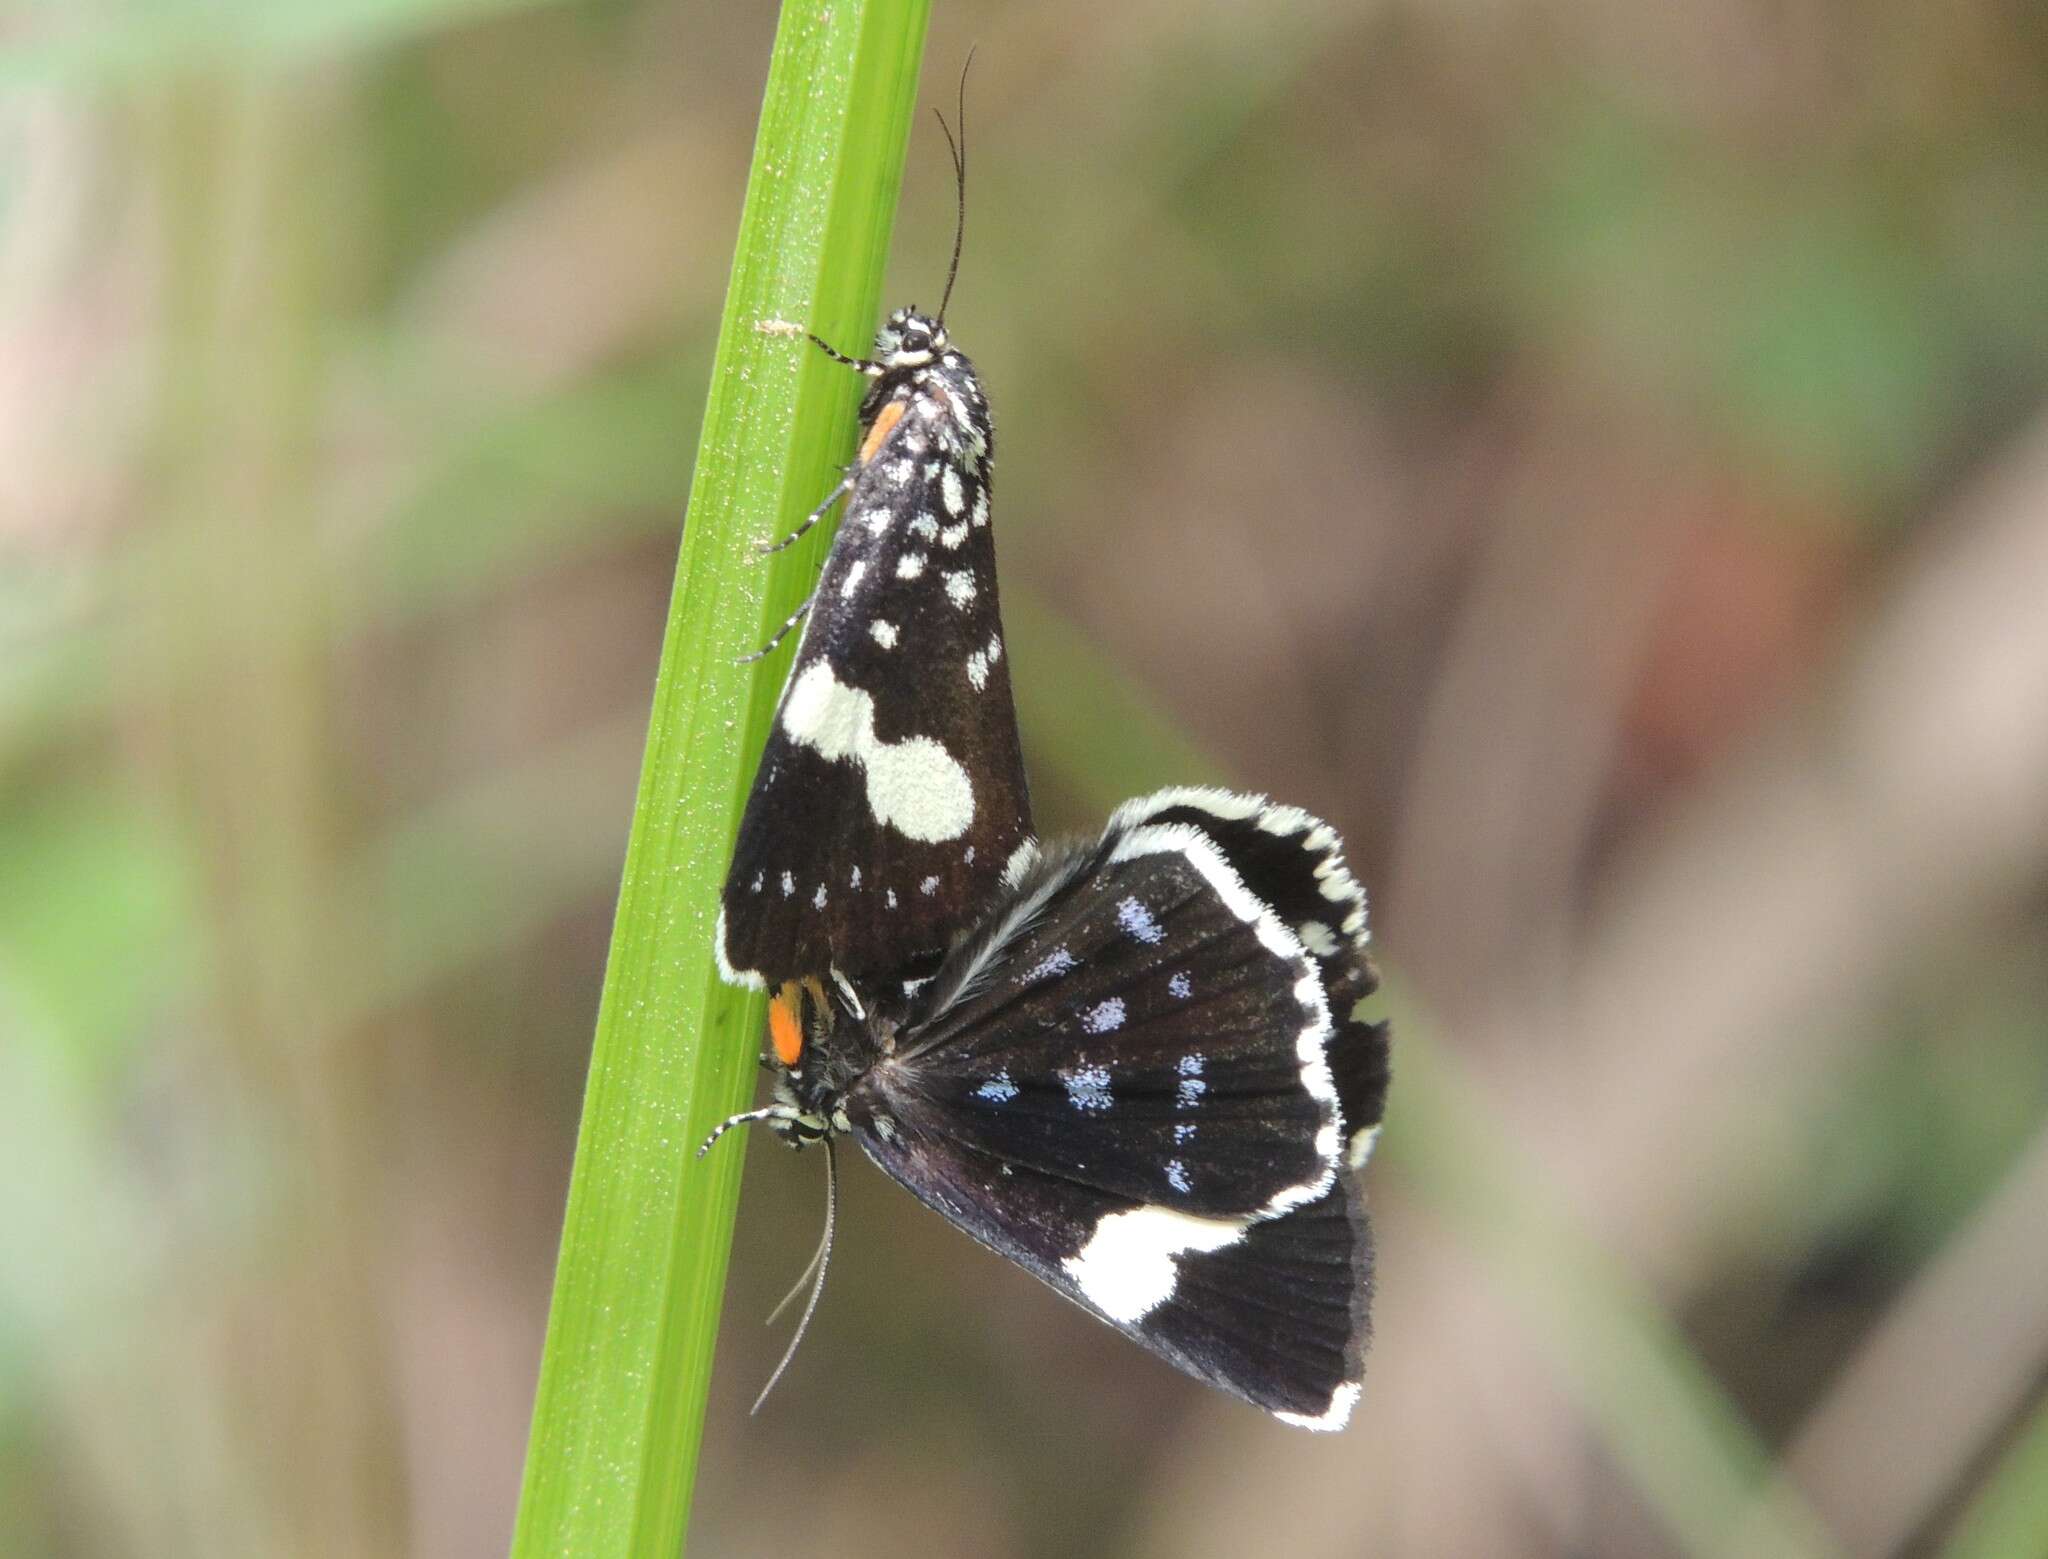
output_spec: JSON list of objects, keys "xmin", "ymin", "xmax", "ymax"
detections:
[{"xmin": 859, "ymin": 349, "xmax": 990, "ymax": 449}]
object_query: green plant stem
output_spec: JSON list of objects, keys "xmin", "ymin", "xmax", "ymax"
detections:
[{"xmin": 508, "ymin": 6, "xmax": 931, "ymax": 1555}]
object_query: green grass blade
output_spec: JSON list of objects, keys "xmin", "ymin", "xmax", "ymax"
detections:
[{"xmin": 508, "ymin": 5, "xmax": 931, "ymax": 1556}]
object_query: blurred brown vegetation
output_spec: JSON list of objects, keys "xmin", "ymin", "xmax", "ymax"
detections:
[{"xmin": 5, "ymin": 3, "xmax": 2048, "ymax": 1557}]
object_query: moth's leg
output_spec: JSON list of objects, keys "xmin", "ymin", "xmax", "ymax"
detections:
[
  {"xmin": 738, "ymin": 594, "xmax": 813, "ymax": 664},
  {"xmin": 756, "ymin": 470, "xmax": 854, "ymax": 557}
]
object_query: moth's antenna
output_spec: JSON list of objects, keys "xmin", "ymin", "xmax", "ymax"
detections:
[
  {"xmin": 934, "ymin": 47, "xmax": 975, "ymax": 326},
  {"xmin": 762, "ymin": 1214, "xmax": 827, "ymax": 1329},
  {"xmin": 752, "ymin": 1136, "xmax": 838, "ymax": 1414},
  {"xmin": 695, "ymin": 1104, "xmax": 807, "ymax": 1158},
  {"xmin": 764, "ymin": 1127, "xmax": 839, "ymax": 1326}
]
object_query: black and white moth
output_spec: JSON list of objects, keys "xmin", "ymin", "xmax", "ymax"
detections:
[
  {"xmin": 715, "ymin": 304, "xmax": 1034, "ymax": 1008},
  {"xmin": 706, "ymin": 788, "xmax": 1390, "ymax": 1430}
]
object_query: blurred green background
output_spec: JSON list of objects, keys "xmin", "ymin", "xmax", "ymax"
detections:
[{"xmin": 7, "ymin": 3, "xmax": 2048, "ymax": 1556}]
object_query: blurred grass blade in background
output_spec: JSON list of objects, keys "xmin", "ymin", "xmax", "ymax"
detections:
[{"xmin": 508, "ymin": 5, "xmax": 931, "ymax": 1555}]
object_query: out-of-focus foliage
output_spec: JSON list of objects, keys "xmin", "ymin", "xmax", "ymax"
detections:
[{"xmin": 3, "ymin": 2, "xmax": 2046, "ymax": 1557}]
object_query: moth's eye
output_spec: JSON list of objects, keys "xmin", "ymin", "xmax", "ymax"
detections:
[{"xmin": 900, "ymin": 327, "xmax": 931, "ymax": 355}]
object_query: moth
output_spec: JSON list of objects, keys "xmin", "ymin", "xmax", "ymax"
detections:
[
  {"xmin": 715, "ymin": 302, "xmax": 1032, "ymax": 995},
  {"xmin": 716, "ymin": 106, "xmax": 1033, "ymax": 1039},
  {"xmin": 706, "ymin": 788, "xmax": 1390, "ymax": 1430}
]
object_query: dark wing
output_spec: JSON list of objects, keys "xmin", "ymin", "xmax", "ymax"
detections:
[
  {"xmin": 1114, "ymin": 788, "xmax": 1390, "ymax": 1161},
  {"xmin": 717, "ymin": 355, "xmax": 1033, "ymax": 990},
  {"xmin": 854, "ymin": 1121, "xmax": 1371, "ymax": 1428},
  {"xmin": 846, "ymin": 807, "xmax": 1368, "ymax": 1425},
  {"xmin": 886, "ymin": 822, "xmax": 1341, "ymax": 1218}
]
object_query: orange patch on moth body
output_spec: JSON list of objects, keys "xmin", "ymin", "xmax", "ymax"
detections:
[
  {"xmin": 769, "ymin": 983, "xmax": 804, "ymax": 1067},
  {"xmin": 857, "ymin": 399, "xmax": 908, "ymax": 463}
]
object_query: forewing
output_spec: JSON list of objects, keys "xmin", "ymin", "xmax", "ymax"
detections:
[
  {"xmin": 876, "ymin": 819, "xmax": 1342, "ymax": 1222},
  {"xmin": 717, "ymin": 359, "xmax": 1033, "ymax": 990},
  {"xmin": 1116, "ymin": 788, "xmax": 1391, "ymax": 1158},
  {"xmin": 853, "ymin": 1102, "xmax": 1370, "ymax": 1428},
  {"xmin": 843, "ymin": 796, "xmax": 1380, "ymax": 1426}
]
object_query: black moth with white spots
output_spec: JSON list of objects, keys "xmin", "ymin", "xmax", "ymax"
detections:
[
  {"xmin": 744, "ymin": 788, "xmax": 1390, "ymax": 1430},
  {"xmin": 717, "ymin": 307, "xmax": 1032, "ymax": 996}
]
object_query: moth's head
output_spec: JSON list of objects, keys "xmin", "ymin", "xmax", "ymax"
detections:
[
  {"xmin": 873, "ymin": 307, "xmax": 947, "ymax": 370},
  {"xmin": 764, "ymin": 976, "xmax": 875, "ymax": 1137}
]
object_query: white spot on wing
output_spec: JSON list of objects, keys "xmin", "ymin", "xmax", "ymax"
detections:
[
  {"xmin": 972, "ymin": 488, "xmax": 989, "ymax": 528},
  {"xmin": 1167, "ymin": 971, "xmax": 1192, "ymax": 999},
  {"xmin": 939, "ymin": 520, "xmax": 969, "ymax": 549},
  {"xmin": 1298, "ymin": 919, "xmax": 1338, "ymax": 957},
  {"xmin": 1257, "ymin": 805, "xmax": 1313, "ymax": 836},
  {"xmin": 1117, "ymin": 897, "xmax": 1165, "ymax": 944},
  {"xmin": 780, "ymin": 662, "xmax": 974, "ymax": 843},
  {"xmin": 943, "ymin": 569, "xmax": 977, "ymax": 608},
  {"xmin": 812, "ymin": 883, "xmax": 827, "ymax": 909},
  {"xmin": 975, "ymin": 1070, "xmax": 1019, "ymax": 1104},
  {"xmin": 896, "ymin": 553, "xmax": 926, "ymax": 580},
  {"xmin": 1023, "ymin": 945, "xmax": 1076, "ymax": 982},
  {"xmin": 849, "ymin": 865, "xmax": 862, "ymax": 889},
  {"xmin": 966, "ymin": 649, "xmax": 989, "ymax": 690},
  {"xmin": 1060, "ymin": 1064, "xmax": 1113, "ymax": 1112},
  {"xmin": 780, "ymin": 871, "xmax": 794, "ymax": 897},
  {"xmin": 1176, "ymin": 1053, "xmax": 1207, "ymax": 1109},
  {"xmin": 1276, "ymin": 1381, "xmax": 1361, "ymax": 1433},
  {"xmin": 910, "ymin": 512, "xmax": 939, "ymax": 540},
  {"xmin": 942, "ymin": 467, "xmax": 965, "ymax": 516},
  {"xmin": 919, "ymin": 875, "xmax": 940, "ymax": 895},
  {"xmin": 870, "ymin": 620, "xmax": 898, "ymax": 649},
  {"xmin": 1063, "ymin": 1206, "xmax": 1251, "ymax": 1323},
  {"xmin": 1081, "ymin": 998, "xmax": 1126, "ymax": 1034},
  {"xmin": 840, "ymin": 560, "xmax": 866, "ymax": 599},
  {"xmin": 1166, "ymin": 1160, "xmax": 1191, "ymax": 1193}
]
